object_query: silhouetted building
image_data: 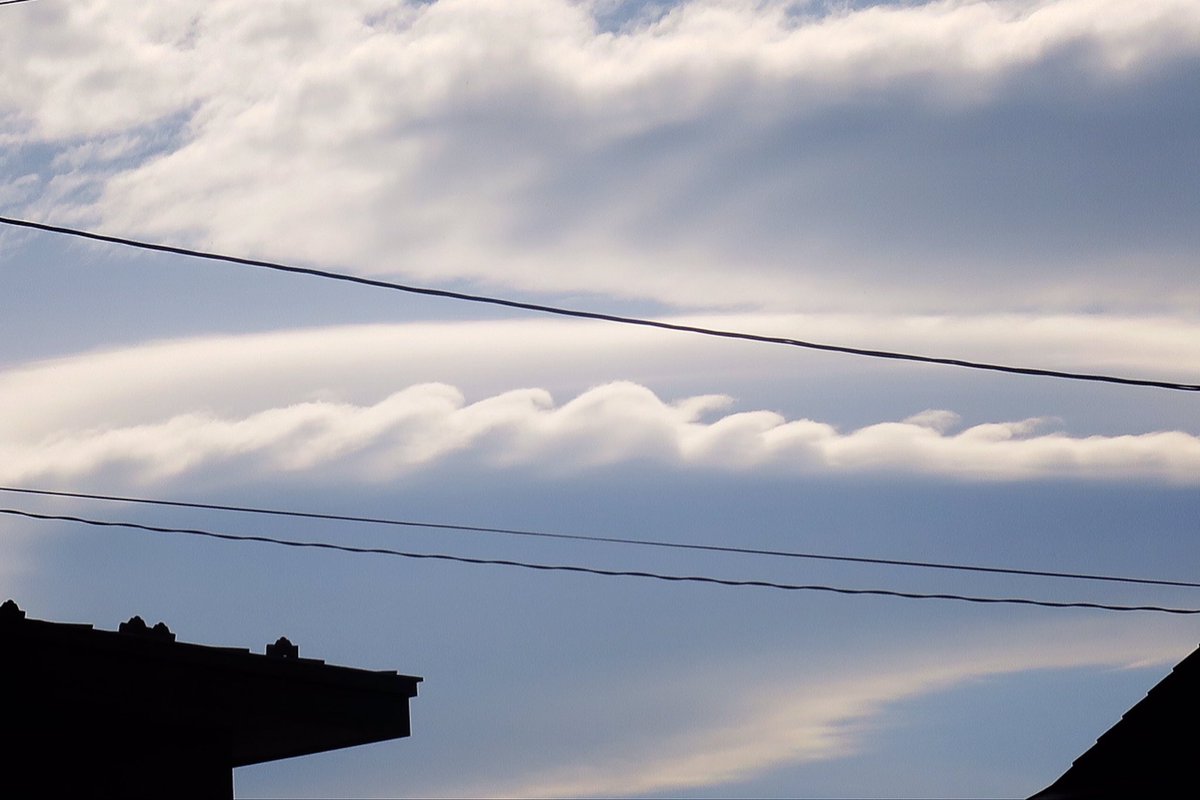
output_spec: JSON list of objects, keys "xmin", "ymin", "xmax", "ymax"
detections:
[
  {"xmin": 1029, "ymin": 643, "xmax": 1200, "ymax": 798},
  {"xmin": 0, "ymin": 600, "xmax": 420, "ymax": 798}
]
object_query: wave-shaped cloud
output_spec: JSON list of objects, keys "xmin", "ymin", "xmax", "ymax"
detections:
[
  {"xmin": 4, "ymin": 381, "xmax": 1198, "ymax": 485},
  {"xmin": 4, "ymin": 314, "xmax": 1197, "ymax": 443}
]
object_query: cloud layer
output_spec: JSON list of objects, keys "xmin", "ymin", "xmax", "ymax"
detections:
[
  {"xmin": 429, "ymin": 618, "xmax": 1193, "ymax": 798},
  {"xmin": 4, "ymin": 8, "xmax": 1198, "ymax": 800},
  {"xmin": 4, "ymin": 0, "xmax": 1199, "ymax": 313},
  {"xmin": 2, "ymin": 314, "xmax": 1196, "ymax": 488},
  {"xmin": 4, "ymin": 313, "xmax": 1198, "ymax": 440},
  {"xmin": 5, "ymin": 379, "xmax": 1198, "ymax": 486}
]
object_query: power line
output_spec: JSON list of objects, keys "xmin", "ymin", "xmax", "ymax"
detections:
[
  {"xmin": 2, "ymin": 507, "xmax": 1196, "ymax": 615},
  {"xmin": 5, "ymin": 485, "xmax": 1198, "ymax": 591},
  {"xmin": 2, "ymin": 215, "xmax": 1197, "ymax": 393},
  {"xmin": 0, "ymin": 1, "xmax": 37, "ymax": 7}
]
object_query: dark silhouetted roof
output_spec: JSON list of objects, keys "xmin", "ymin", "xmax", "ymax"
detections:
[
  {"xmin": 1029, "ymin": 643, "xmax": 1200, "ymax": 799},
  {"xmin": 0, "ymin": 599, "xmax": 420, "ymax": 798}
]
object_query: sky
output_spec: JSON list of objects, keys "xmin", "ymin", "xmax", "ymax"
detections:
[{"xmin": 1, "ymin": 0, "xmax": 1198, "ymax": 797}]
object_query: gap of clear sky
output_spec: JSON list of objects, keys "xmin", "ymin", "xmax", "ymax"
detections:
[{"xmin": 2, "ymin": 2, "xmax": 1199, "ymax": 797}]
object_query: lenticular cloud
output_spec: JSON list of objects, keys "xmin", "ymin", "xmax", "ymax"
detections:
[{"xmin": 3, "ymin": 382, "xmax": 1197, "ymax": 485}]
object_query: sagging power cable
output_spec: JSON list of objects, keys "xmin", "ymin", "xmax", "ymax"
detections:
[
  {"xmin": 2, "ymin": 507, "xmax": 1196, "ymax": 615},
  {"xmin": 3, "ymin": 216, "xmax": 1197, "ymax": 392}
]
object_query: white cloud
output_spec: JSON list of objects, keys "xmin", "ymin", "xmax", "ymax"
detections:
[
  {"xmin": 0, "ymin": 310, "xmax": 1195, "ymax": 489},
  {"xmin": 7, "ymin": 1, "xmax": 1197, "ymax": 139},
  {"xmin": 2, "ymin": 313, "xmax": 1196, "ymax": 444},
  {"xmin": 436, "ymin": 618, "xmax": 1194, "ymax": 798},
  {"xmin": 3, "ymin": 1, "xmax": 1199, "ymax": 312},
  {"xmin": 3, "ymin": 377, "xmax": 1198, "ymax": 486}
]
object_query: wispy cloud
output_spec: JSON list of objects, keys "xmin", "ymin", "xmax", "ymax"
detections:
[{"xmin": 429, "ymin": 618, "xmax": 1193, "ymax": 798}]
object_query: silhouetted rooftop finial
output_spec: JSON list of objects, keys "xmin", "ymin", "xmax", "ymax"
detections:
[
  {"xmin": 118, "ymin": 615, "xmax": 175, "ymax": 641},
  {"xmin": 0, "ymin": 599, "xmax": 25, "ymax": 621},
  {"xmin": 266, "ymin": 636, "xmax": 299, "ymax": 659}
]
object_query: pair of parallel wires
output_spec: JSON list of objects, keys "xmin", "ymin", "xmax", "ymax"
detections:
[
  {"xmin": 1, "ymin": 217, "xmax": 1197, "ymax": 615},
  {"xmin": 3, "ymin": 486, "xmax": 1198, "ymax": 615}
]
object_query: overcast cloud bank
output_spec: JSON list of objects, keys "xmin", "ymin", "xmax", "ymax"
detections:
[{"xmin": 3, "ymin": 0, "xmax": 1198, "ymax": 312}]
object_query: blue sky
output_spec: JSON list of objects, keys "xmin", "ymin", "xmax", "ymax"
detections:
[{"xmin": 1, "ymin": 1, "xmax": 1199, "ymax": 797}]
